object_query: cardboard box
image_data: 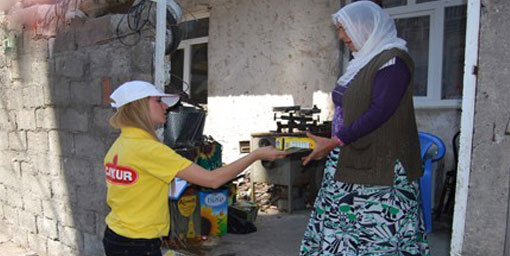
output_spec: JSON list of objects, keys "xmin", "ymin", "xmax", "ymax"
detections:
[
  {"xmin": 169, "ymin": 188, "xmax": 201, "ymax": 241},
  {"xmin": 198, "ymin": 190, "xmax": 228, "ymax": 236}
]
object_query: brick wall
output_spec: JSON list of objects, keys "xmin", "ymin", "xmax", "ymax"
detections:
[{"xmin": 0, "ymin": 14, "xmax": 154, "ymax": 256}]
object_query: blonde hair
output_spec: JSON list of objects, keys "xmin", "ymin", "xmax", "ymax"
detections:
[{"xmin": 109, "ymin": 97, "xmax": 158, "ymax": 140}]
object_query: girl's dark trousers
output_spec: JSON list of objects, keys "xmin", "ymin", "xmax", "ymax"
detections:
[{"xmin": 103, "ymin": 226, "xmax": 162, "ymax": 256}]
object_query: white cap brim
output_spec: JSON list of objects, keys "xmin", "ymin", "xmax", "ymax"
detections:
[{"xmin": 161, "ymin": 95, "xmax": 180, "ymax": 107}]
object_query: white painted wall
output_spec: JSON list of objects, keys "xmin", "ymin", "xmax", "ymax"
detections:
[{"xmin": 203, "ymin": 0, "xmax": 341, "ymax": 162}]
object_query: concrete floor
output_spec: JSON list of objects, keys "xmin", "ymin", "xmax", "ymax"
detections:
[
  {"xmin": 208, "ymin": 210, "xmax": 310, "ymax": 256},
  {"xmin": 0, "ymin": 210, "xmax": 451, "ymax": 256},
  {"xmin": 186, "ymin": 210, "xmax": 451, "ymax": 256}
]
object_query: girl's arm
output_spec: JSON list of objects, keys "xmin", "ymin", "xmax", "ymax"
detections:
[{"xmin": 176, "ymin": 146, "xmax": 288, "ymax": 189}]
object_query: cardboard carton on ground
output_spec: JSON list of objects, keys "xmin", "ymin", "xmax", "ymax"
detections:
[{"xmin": 198, "ymin": 189, "xmax": 228, "ymax": 236}]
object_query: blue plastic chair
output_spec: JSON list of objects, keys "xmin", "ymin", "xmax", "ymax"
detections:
[{"xmin": 418, "ymin": 132, "xmax": 446, "ymax": 234}]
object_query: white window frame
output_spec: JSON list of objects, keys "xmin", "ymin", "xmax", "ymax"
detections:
[
  {"xmin": 390, "ymin": 9, "xmax": 438, "ymax": 102},
  {"xmin": 343, "ymin": 0, "xmax": 467, "ymax": 109},
  {"xmin": 174, "ymin": 12, "xmax": 209, "ymax": 97}
]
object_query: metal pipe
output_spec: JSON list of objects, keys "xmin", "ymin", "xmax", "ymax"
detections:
[{"xmin": 154, "ymin": 0, "xmax": 166, "ymax": 92}]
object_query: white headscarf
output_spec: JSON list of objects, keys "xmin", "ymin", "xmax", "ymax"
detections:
[{"xmin": 332, "ymin": 1, "xmax": 407, "ymax": 86}]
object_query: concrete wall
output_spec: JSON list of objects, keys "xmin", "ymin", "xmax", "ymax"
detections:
[
  {"xmin": 0, "ymin": 13, "xmax": 154, "ymax": 255},
  {"xmin": 463, "ymin": 0, "xmax": 510, "ymax": 255},
  {"xmin": 178, "ymin": 0, "xmax": 343, "ymax": 163}
]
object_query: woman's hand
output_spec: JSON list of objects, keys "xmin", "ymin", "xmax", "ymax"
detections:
[
  {"xmin": 254, "ymin": 146, "xmax": 289, "ymax": 161},
  {"xmin": 302, "ymin": 132, "xmax": 339, "ymax": 166}
]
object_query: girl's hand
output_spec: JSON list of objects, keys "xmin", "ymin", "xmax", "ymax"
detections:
[
  {"xmin": 302, "ymin": 132, "xmax": 339, "ymax": 166},
  {"xmin": 254, "ymin": 146, "xmax": 289, "ymax": 161}
]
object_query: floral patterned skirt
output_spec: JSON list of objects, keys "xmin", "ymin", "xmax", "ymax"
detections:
[{"xmin": 300, "ymin": 147, "xmax": 430, "ymax": 256}]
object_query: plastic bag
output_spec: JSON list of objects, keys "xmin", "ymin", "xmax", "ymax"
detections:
[{"xmin": 227, "ymin": 210, "xmax": 257, "ymax": 234}]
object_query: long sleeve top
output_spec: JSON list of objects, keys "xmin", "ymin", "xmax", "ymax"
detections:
[{"xmin": 331, "ymin": 57, "xmax": 411, "ymax": 144}]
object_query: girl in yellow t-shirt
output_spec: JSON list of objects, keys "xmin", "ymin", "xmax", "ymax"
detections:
[{"xmin": 102, "ymin": 81, "xmax": 287, "ymax": 256}]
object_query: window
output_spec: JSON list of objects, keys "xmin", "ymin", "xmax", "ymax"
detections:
[
  {"xmin": 382, "ymin": 0, "xmax": 467, "ymax": 107},
  {"xmin": 168, "ymin": 15, "xmax": 209, "ymax": 104},
  {"xmin": 395, "ymin": 15, "xmax": 430, "ymax": 97},
  {"xmin": 381, "ymin": 0, "xmax": 406, "ymax": 8},
  {"xmin": 441, "ymin": 5, "xmax": 467, "ymax": 100}
]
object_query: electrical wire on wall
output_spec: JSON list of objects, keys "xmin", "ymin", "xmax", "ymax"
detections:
[
  {"xmin": 113, "ymin": 0, "xmax": 206, "ymax": 103},
  {"xmin": 113, "ymin": 0, "xmax": 203, "ymax": 107},
  {"xmin": 115, "ymin": 0, "xmax": 154, "ymax": 47},
  {"xmin": 115, "ymin": 0, "xmax": 183, "ymax": 54},
  {"xmin": 49, "ymin": 0, "xmax": 70, "ymax": 26},
  {"xmin": 168, "ymin": 73, "xmax": 204, "ymax": 110},
  {"xmin": 165, "ymin": 8, "xmax": 208, "ymax": 107},
  {"xmin": 38, "ymin": 0, "xmax": 79, "ymax": 29},
  {"xmin": 167, "ymin": 72, "xmax": 190, "ymax": 93}
]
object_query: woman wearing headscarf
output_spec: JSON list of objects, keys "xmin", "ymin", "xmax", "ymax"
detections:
[{"xmin": 300, "ymin": 1, "xmax": 429, "ymax": 255}]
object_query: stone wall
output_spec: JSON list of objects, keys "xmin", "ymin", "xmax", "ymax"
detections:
[
  {"xmin": 0, "ymin": 13, "xmax": 155, "ymax": 255},
  {"xmin": 463, "ymin": 0, "xmax": 510, "ymax": 254}
]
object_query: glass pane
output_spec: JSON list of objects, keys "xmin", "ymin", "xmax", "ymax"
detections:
[
  {"xmin": 395, "ymin": 16, "xmax": 430, "ymax": 96},
  {"xmin": 380, "ymin": 0, "xmax": 407, "ymax": 8},
  {"xmin": 442, "ymin": 5, "xmax": 467, "ymax": 99},
  {"xmin": 168, "ymin": 49, "xmax": 184, "ymax": 94},
  {"xmin": 190, "ymin": 43, "xmax": 208, "ymax": 104},
  {"xmin": 416, "ymin": 0, "xmax": 438, "ymax": 3},
  {"xmin": 180, "ymin": 18, "xmax": 209, "ymax": 40}
]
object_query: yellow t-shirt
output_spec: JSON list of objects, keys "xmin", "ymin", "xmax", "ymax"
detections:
[{"xmin": 104, "ymin": 127, "xmax": 192, "ymax": 239}]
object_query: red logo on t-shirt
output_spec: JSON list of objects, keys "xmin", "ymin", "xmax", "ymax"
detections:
[{"xmin": 105, "ymin": 155, "xmax": 138, "ymax": 185}]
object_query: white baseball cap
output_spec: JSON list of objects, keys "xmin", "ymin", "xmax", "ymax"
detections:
[{"xmin": 110, "ymin": 80, "xmax": 180, "ymax": 109}]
